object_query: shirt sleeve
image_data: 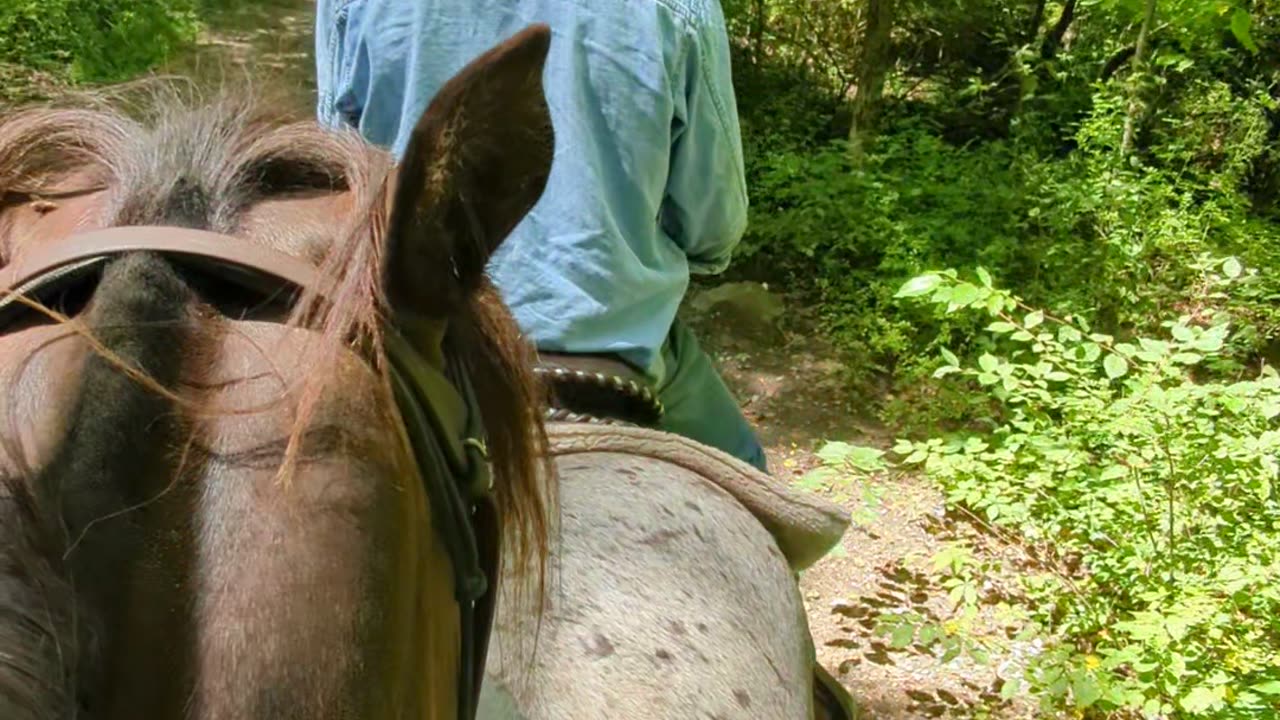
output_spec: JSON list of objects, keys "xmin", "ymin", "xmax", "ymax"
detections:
[{"xmin": 660, "ymin": 7, "xmax": 749, "ymax": 276}]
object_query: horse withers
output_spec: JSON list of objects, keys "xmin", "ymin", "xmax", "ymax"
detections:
[{"xmin": 0, "ymin": 25, "xmax": 556, "ymax": 720}]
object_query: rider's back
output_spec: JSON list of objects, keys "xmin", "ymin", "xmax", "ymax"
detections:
[{"xmin": 315, "ymin": 0, "xmax": 748, "ymax": 374}]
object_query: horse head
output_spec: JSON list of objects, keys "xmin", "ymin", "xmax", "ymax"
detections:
[{"xmin": 0, "ymin": 24, "xmax": 554, "ymax": 720}]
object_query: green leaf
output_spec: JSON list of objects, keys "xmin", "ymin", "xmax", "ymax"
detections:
[
  {"xmin": 918, "ymin": 625, "xmax": 940, "ymax": 645},
  {"xmin": 1179, "ymin": 685, "xmax": 1224, "ymax": 713},
  {"xmin": 987, "ymin": 321, "xmax": 1018, "ymax": 334},
  {"xmin": 1171, "ymin": 352, "xmax": 1202, "ymax": 365},
  {"xmin": 1100, "ymin": 465, "xmax": 1128, "ymax": 481},
  {"xmin": 1138, "ymin": 338, "xmax": 1169, "ymax": 355},
  {"xmin": 976, "ymin": 267, "xmax": 993, "ymax": 288},
  {"xmin": 890, "ymin": 624, "xmax": 915, "ymax": 649},
  {"xmin": 940, "ymin": 348, "xmax": 960, "ymax": 366},
  {"xmin": 978, "ymin": 353, "xmax": 999, "ymax": 372},
  {"xmin": 843, "ymin": 446, "xmax": 887, "ymax": 471},
  {"xmin": 1195, "ymin": 332, "xmax": 1225, "ymax": 353},
  {"xmin": 1252, "ymin": 681, "xmax": 1280, "ymax": 695},
  {"xmin": 1025, "ymin": 310, "xmax": 1044, "ymax": 329},
  {"xmin": 1262, "ymin": 401, "xmax": 1280, "ymax": 420},
  {"xmin": 1104, "ymin": 354, "xmax": 1128, "ymax": 379},
  {"xmin": 896, "ymin": 274, "xmax": 942, "ymax": 298},
  {"xmin": 1073, "ymin": 675, "xmax": 1102, "ymax": 708},
  {"xmin": 824, "ymin": 444, "xmax": 891, "ymax": 472},
  {"xmin": 1230, "ymin": 9, "xmax": 1258, "ymax": 53},
  {"xmin": 947, "ymin": 283, "xmax": 984, "ymax": 312},
  {"xmin": 1171, "ymin": 323, "xmax": 1195, "ymax": 343}
]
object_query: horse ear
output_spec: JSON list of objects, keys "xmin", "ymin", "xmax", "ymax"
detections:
[{"xmin": 382, "ymin": 23, "xmax": 554, "ymax": 320}]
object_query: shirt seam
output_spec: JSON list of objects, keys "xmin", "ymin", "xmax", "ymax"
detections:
[
  {"xmin": 657, "ymin": 1, "xmax": 749, "ymax": 211},
  {"xmin": 695, "ymin": 44, "xmax": 747, "ymax": 206}
]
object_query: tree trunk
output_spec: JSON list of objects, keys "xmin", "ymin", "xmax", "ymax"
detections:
[
  {"xmin": 848, "ymin": 0, "xmax": 896, "ymax": 161},
  {"xmin": 1121, "ymin": 0, "xmax": 1158, "ymax": 156},
  {"xmin": 1040, "ymin": 0, "xmax": 1078, "ymax": 59}
]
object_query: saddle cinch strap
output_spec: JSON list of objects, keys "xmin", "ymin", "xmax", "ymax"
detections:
[{"xmin": 0, "ymin": 225, "xmax": 498, "ymax": 720}]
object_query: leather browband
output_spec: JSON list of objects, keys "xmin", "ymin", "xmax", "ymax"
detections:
[{"xmin": 0, "ymin": 225, "xmax": 323, "ymax": 296}]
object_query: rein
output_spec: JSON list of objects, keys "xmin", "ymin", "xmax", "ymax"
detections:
[{"xmin": 0, "ymin": 225, "xmax": 498, "ymax": 720}]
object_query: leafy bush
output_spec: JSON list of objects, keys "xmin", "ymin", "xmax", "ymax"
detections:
[
  {"xmin": 847, "ymin": 271, "xmax": 1280, "ymax": 718},
  {"xmin": 0, "ymin": 0, "xmax": 199, "ymax": 88},
  {"xmin": 736, "ymin": 76, "xmax": 1280, "ymax": 426}
]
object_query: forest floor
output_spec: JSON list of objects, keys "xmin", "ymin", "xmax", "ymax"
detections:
[{"xmin": 10, "ymin": 2, "xmax": 1039, "ymax": 716}]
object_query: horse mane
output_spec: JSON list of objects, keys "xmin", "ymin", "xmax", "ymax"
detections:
[{"xmin": 0, "ymin": 81, "xmax": 552, "ymax": 577}]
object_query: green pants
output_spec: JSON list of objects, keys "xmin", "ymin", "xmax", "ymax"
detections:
[{"xmin": 650, "ymin": 320, "xmax": 769, "ymax": 473}]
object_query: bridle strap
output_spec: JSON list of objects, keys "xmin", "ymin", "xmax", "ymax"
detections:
[
  {"xmin": 0, "ymin": 225, "xmax": 323, "ymax": 295},
  {"xmin": 0, "ymin": 225, "xmax": 498, "ymax": 720}
]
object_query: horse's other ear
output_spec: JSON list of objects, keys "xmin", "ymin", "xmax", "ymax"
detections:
[{"xmin": 383, "ymin": 23, "xmax": 554, "ymax": 320}]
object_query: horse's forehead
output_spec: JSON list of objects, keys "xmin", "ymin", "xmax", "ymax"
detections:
[
  {"xmin": 0, "ymin": 185, "xmax": 107, "ymax": 261},
  {"xmin": 1, "ymin": 185, "xmax": 361, "ymax": 264},
  {"xmin": 236, "ymin": 190, "xmax": 360, "ymax": 263}
]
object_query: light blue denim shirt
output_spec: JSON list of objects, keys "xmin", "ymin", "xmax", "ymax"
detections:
[{"xmin": 315, "ymin": 0, "xmax": 748, "ymax": 375}]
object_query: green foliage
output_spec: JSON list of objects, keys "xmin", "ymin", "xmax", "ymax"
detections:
[
  {"xmin": 0, "ymin": 0, "xmax": 200, "ymax": 92},
  {"xmin": 727, "ymin": 0, "xmax": 1280, "ymax": 420},
  {"xmin": 728, "ymin": 1, "xmax": 1280, "ymax": 716},
  {"xmin": 844, "ymin": 272, "xmax": 1280, "ymax": 718},
  {"xmin": 741, "ymin": 125, "xmax": 1023, "ymax": 385}
]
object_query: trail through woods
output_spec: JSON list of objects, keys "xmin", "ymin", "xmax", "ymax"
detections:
[{"xmin": 166, "ymin": 5, "xmax": 1035, "ymax": 716}]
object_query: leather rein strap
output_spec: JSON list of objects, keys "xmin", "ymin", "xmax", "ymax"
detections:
[{"xmin": 0, "ymin": 225, "xmax": 498, "ymax": 720}]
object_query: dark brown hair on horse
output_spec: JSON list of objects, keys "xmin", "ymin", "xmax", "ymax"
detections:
[{"xmin": 0, "ymin": 25, "xmax": 554, "ymax": 720}]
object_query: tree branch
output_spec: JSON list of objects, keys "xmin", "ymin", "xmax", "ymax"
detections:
[{"xmin": 1100, "ymin": 45, "xmax": 1137, "ymax": 81}]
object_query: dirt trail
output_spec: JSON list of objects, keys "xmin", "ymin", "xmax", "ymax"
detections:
[
  {"xmin": 683, "ymin": 287, "xmax": 1033, "ymax": 719},
  {"xmin": 174, "ymin": 5, "xmax": 1028, "ymax": 716},
  {"xmin": 162, "ymin": 0, "xmax": 317, "ymax": 110}
]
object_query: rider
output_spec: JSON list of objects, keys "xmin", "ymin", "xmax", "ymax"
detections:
[{"xmin": 313, "ymin": 0, "xmax": 768, "ymax": 473}]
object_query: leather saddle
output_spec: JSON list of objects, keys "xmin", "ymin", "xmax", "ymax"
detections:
[{"xmin": 534, "ymin": 351, "xmax": 663, "ymax": 427}]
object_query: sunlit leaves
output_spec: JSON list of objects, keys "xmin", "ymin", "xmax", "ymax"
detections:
[
  {"xmin": 1104, "ymin": 353, "xmax": 1129, "ymax": 379},
  {"xmin": 1230, "ymin": 8, "xmax": 1258, "ymax": 53},
  {"xmin": 1223, "ymin": 256, "xmax": 1244, "ymax": 279},
  {"xmin": 895, "ymin": 273, "xmax": 943, "ymax": 298},
  {"xmin": 878, "ymin": 270, "xmax": 1280, "ymax": 719}
]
